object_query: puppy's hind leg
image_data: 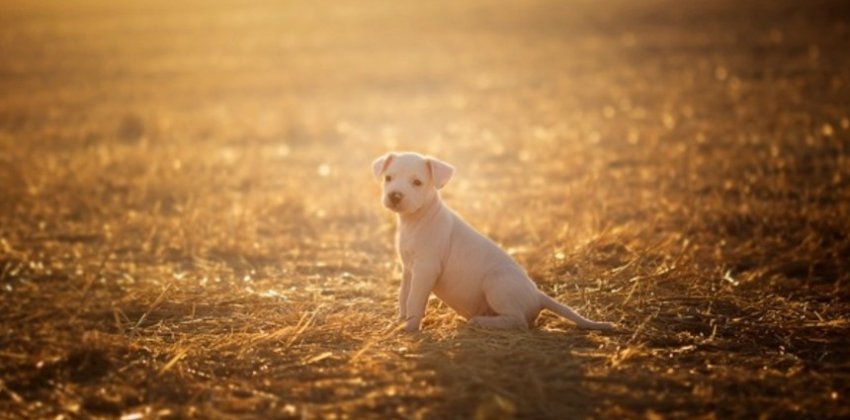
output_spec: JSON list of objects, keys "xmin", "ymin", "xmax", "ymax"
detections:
[
  {"xmin": 469, "ymin": 314, "xmax": 528, "ymax": 330},
  {"xmin": 469, "ymin": 267, "xmax": 538, "ymax": 330}
]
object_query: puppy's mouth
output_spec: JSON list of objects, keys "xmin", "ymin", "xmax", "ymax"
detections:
[{"xmin": 383, "ymin": 198, "xmax": 405, "ymax": 213}]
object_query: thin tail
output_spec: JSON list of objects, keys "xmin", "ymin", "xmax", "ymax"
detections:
[{"xmin": 540, "ymin": 293, "xmax": 613, "ymax": 330}]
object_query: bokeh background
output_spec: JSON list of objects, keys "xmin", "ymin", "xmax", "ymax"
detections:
[{"xmin": 1, "ymin": 0, "xmax": 849, "ymax": 418}]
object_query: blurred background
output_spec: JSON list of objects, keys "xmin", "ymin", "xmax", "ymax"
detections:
[{"xmin": 3, "ymin": 0, "xmax": 847, "ymax": 250}]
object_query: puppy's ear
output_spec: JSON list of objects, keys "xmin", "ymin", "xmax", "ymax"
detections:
[
  {"xmin": 426, "ymin": 157, "xmax": 454, "ymax": 189},
  {"xmin": 371, "ymin": 153, "xmax": 395, "ymax": 180}
]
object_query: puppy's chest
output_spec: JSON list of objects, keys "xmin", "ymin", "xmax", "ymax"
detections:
[{"xmin": 396, "ymin": 232, "xmax": 416, "ymax": 265}]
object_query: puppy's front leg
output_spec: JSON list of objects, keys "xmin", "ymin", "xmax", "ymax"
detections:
[
  {"xmin": 398, "ymin": 268, "xmax": 411, "ymax": 321},
  {"xmin": 404, "ymin": 264, "xmax": 439, "ymax": 332}
]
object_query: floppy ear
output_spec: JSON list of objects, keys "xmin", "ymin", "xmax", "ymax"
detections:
[
  {"xmin": 371, "ymin": 153, "xmax": 395, "ymax": 180},
  {"xmin": 426, "ymin": 157, "xmax": 454, "ymax": 189}
]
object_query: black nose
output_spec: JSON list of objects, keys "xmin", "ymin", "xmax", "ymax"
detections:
[{"xmin": 389, "ymin": 191, "xmax": 403, "ymax": 205}]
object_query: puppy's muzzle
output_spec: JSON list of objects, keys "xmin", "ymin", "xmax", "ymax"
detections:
[{"xmin": 388, "ymin": 191, "xmax": 403, "ymax": 206}]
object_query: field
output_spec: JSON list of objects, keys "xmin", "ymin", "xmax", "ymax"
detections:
[{"xmin": 1, "ymin": 0, "xmax": 849, "ymax": 418}]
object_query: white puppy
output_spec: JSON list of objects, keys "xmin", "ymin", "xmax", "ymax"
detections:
[{"xmin": 372, "ymin": 152, "xmax": 614, "ymax": 332}]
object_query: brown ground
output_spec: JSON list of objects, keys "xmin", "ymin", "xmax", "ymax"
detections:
[{"xmin": 1, "ymin": 0, "xmax": 849, "ymax": 418}]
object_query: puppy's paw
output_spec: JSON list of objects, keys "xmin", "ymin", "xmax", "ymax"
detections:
[{"xmin": 403, "ymin": 318, "xmax": 421, "ymax": 333}]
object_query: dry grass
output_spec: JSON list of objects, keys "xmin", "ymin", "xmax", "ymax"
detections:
[{"xmin": 1, "ymin": 0, "xmax": 849, "ymax": 418}]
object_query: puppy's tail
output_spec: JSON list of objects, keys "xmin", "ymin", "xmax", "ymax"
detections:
[{"xmin": 540, "ymin": 293, "xmax": 614, "ymax": 330}]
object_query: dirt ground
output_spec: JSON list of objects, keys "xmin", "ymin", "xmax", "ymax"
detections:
[{"xmin": 1, "ymin": 0, "xmax": 849, "ymax": 418}]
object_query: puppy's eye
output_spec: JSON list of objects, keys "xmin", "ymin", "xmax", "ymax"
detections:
[
  {"xmin": 412, "ymin": 179, "xmax": 422, "ymax": 187},
  {"xmin": 385, "ymin": 175, "xmax": 392, "ymax": 182}
]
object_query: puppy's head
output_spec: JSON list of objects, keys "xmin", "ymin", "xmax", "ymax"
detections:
[{"xmin": 371, "ymin": 152, "xmax": 454, "ymax": 214}]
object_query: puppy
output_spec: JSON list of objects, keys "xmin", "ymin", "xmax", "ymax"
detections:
[{"xmin": 372, "ymin": 152, "xmax": 614, "ymax": 332}]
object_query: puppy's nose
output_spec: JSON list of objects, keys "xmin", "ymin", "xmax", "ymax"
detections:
[{"xmin": 388, "ymin": 191, "xmax": 403, "ymax": 205}]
